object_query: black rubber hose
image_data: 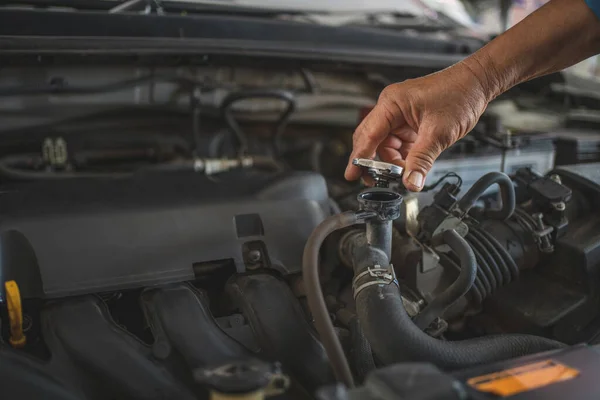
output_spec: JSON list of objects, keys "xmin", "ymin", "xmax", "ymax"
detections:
[
  {"xmin": 349, "ymin": 318, "xmax": 376, "ymax": 382},
  {"xmin": 465, "ymin": 241, "xmax": 493, "ymax": 296},
  {"xmin": 456, "ymin": 172, "xmax": 516, "ymax": 220},
  {"xmin": 221, "ymin": 89, "xmax": 295, "ymax": 157},
  {"xmin": 470, "ymin": 228, "xmax": 510, "ymax": 286},
  {"xmin": 191, "ymin": 93, "xmax": 203, "ymax": 156},
  {"xmin": 475, "ymin": 225, "xmax": 519, "ymax": 279},
  {"xmin": 444, "ymin": 225, "xmax": 519, "ymax": 303},
  {"xmin": 447, "ymin": 248, "xmax": 491, "ymax": 301},
  {"xmin": 413, "ymin": 230, "xmax": 477, "ymax": 330},
  {"xmin": 440, "ymin": 253, "xmax": 483, "ymax": 304},
  {"xmin": 465, "ymin": 234, "xmax": 498, "ymax": 290},
  {"xmin": 302, "ymin": 210, "xmax": 375, "ymax": 388},
  {"xmin": 356, "ymin": 282, "xmax": 566, "ymax": 370}
]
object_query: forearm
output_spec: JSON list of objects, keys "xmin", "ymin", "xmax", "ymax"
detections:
[{"xmin": 463, "ymin": 0, "xmax": 600, "ymax": 102}]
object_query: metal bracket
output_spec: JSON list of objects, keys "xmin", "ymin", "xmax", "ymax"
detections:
[
  {"xmin": 532, "ymin": 213, "xmax": 555, "ymax": 253},
  {"xmin": 532, "ymin": 226, "xmax": 554, "ymax": 238},
  {"xmin": 420, "ymin": 244, "xmax": 441, "ymax": 273}
]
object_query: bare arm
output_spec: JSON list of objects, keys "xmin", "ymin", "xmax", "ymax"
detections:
[
  {"xmin": 346, "ymin": 0, "xmax": 600, "ymax": 191},
  {"xmin": 465, "ymin": 0, "xmax": 600, "ymax": 103}
]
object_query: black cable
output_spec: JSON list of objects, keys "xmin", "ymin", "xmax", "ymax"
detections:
[
  {"xmin": 422, "ymin": 172, "xmax": 462, "ymax": 192},
  {"xmin": 220, "ymin": 89, "xmax": 296, "ymax": 157},
  {"xmin": 0, "ymin": 155, "xmax": 133, "ymax": 180},
  {"xmin": 0, "ymin": 65, "xmax": 342, "ymax": 102},
  {"xmin": 190, "ymin": 88, "xmax": 203, "ymax": 156},
  {"xmin": 272, "ymin": 97, "xmax": 296, "ymax": 156},
  {"xmin": 299, "ymin": 68, "xmax": 319, "ymax": 93},
  {"xmin": 222, "ymin": 105, "xmax": 249, "ymax": 157}
]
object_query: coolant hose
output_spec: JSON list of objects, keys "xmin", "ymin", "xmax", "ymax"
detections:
[
  {"xmin": 355, "ymin": 276, "xmax": 565, "ymax": 371},
  {"xmin": 349, "ymin": 318, "xmax": 376, "ymax": 382},
  {"xmin": 456, "ymin": 172, "xmax": 515, "ymax": 220},
  {"xmin": 413, "ymin": 230, "xmax": 477, "ymax": 330},
  {"xmin": 302, "ymin": 211, "xmax": 375, "ymax": 388}
]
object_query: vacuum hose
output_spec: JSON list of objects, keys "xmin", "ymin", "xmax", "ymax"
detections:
[
  {"xmin": 429, "ymin": 171, "xmax": 520, "ymax": 304},
  {"xmin": 455, "ymin": 171, "xmax": 515, "ymax": 220}
]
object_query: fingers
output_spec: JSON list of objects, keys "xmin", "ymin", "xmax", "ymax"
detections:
[
  {"xmin": 399, "ymin": 142, "xmax": 413, "ymax": 159},
  {"xmin": 387, "ymin": 126, "xmax": 416, "ymax": 161},
  {"xmin": 378, "ymin": 146, "xmax": 404, "ymax": 165},
  {"xmin": 403, "ymin": 120, "xmax": 445, "ymax": 192},
  {"xmin": 380, "ymin": 135, "xmax": 402, "ymax": 149},
  {"xmin": 391, "ymin": 126, "xmax": 418, "ymax": 143},
  {"xmin": 345, "ymin": 103, "xmax": 404, "ymax": 181}
]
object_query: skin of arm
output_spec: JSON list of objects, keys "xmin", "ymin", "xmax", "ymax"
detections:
[
  {"xmin": 345, "ymin": 0, "xmax": 600, "ymax": 191},
  {"xmin": 464, "ymin": 0, "xmax": 600, "ymax": 103}
]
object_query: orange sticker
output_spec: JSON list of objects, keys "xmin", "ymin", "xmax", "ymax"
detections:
[{"xmin": 467, "ymin": 360, "xmax": 579, "ymax": 397}]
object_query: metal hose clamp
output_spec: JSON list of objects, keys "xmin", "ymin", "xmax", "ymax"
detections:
[{"xmin": 352, "ymin": 264, "xmax": 398, "ymax": 300}]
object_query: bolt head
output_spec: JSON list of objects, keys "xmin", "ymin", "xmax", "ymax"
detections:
[{"xmin": 247, "ymin": 250, "xmax": 261, "ymax": 263}]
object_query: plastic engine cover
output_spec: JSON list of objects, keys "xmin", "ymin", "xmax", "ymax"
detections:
[{"xmin": 0, "ymin": 170, "xmax": 329, "ymax": 299}]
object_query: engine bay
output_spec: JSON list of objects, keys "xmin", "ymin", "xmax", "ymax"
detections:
[
  {"xmin": 3, "ymin": 4, "xmax": 600, "ymax": 399},
  {"xmin": 4, "ymin": 141, "xmax": 600, "ymax": 400}
]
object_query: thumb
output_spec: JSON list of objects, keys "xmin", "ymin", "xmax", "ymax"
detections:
[{"xmin": 403, "ymin": 122, "xmax": 445, "ymax": 192}]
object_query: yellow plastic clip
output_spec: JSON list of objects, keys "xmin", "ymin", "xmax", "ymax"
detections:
[{"xmin": 5, "ymin": 280, "xmax": 26, "ymax": 348}]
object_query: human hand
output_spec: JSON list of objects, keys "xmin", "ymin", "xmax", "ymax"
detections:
[{"xmin": 345, "ymin": 61, "xmax": 491, "ymax": 191}]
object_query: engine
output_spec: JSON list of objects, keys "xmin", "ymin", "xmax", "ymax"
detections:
[
  {"xmin": 313, "ymin": 161, "xmax": 600, "ymax": 400},
  {"xmin": 3, "ymin": 152, "xmax": 600, "ymax": 400},
  {"xmin": 396, "ymin": 163, "xmax": 600, "ymax": 346},
  {"xmin": 4, "ymin": 4, "xmax": 600, "ymax": 398}
]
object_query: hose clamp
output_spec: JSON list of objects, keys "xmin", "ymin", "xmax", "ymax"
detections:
[{"xmin": 352, "ymin": 264, "xmax": 398, "ymax": 300}]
